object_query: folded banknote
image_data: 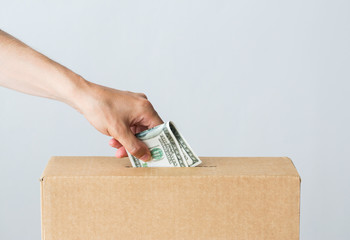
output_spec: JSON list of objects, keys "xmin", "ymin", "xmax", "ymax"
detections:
[{"xmin": 127, "ymin": 121, "xmax": 201, "ymax": 167}]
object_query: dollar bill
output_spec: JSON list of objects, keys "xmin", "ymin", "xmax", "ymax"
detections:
[{"xmin": 127, "ymin": 121, "xmax": 201, "ymax": 167}]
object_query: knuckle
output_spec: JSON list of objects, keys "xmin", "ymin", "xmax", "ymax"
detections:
[
  {"xmin": 138, "ymin": 98, "xmax": 153, "ymax": 110},
  {"xmin": 137, "ymin": 92, "xmax": 147, "ymax": 99}
]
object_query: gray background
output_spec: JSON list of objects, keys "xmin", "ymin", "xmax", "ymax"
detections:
[{"xmin": 1, "ymin": 0, "xmax": 349, "ymax": 239}]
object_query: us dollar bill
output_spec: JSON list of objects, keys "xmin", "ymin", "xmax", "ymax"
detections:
[{"xmin": 127, "ymin": 121, "xmax": 201, "ymax": 167}]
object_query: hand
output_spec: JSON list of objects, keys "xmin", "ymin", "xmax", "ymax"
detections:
[
  {"xmin": 74, "ymin": 80, "xmax": 163, "ymax": 161},
  {"xmin": 0, "ymin": 30, "xmax": 163, "ymax": 161}
]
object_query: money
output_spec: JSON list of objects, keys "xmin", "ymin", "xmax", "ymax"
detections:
[{"xmin": 127, "ymin": 121, "xmax": 201, "ymax": 167}]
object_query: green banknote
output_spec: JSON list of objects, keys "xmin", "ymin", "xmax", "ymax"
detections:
[{"xmin": 127, "ymin": 121, "xmax": 201, "ymax": 167}]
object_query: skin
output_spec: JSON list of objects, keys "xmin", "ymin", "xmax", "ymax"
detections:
[{"xmin": 0, "ymin": 30, "xmax": 163, "ymax": 161}]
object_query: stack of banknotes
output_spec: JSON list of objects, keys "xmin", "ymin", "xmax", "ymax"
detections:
[{"xmin": 127, "ymin": 121, "xmax": 201, "ymax": 167}]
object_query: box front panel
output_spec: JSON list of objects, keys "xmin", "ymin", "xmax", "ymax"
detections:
[{"xmin": 42, "ymin": 176, "xmax": 299, "ymax": 240}]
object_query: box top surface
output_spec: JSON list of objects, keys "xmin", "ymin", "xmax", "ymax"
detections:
[{"xmin": 41, "ymin": 157, "xmax": 299, "ymax": 179}]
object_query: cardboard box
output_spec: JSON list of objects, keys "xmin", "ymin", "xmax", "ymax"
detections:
[{"xmin": 40, "ymin": 157, "xmax": 300, "ymax": 240}]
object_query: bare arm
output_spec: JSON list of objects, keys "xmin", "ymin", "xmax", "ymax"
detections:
[
  {"xmin": 0, "ymin": 30, "xmax": 84, "ymax": 106},
  {"xmin": 0, "ymin": 30, "xmax": 163, "ymax": 161}
]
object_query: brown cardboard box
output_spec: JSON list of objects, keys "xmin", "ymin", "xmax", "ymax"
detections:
[{"xmin": 40, "ymin": 157, "xmax": 300, "ymax": 240}]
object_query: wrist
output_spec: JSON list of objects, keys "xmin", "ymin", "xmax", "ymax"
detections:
[{"xmin": 63, "ymin": 74, "xmax": 93, "ymax": 113}]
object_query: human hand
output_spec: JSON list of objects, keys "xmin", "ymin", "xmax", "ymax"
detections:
[
  {"xmin": 0, "ymin": 30, "xmax": 162, "ymax": 161},
  {"xmin": 74, "ymin": 80, "xmax": 163, "ymax": 161}
]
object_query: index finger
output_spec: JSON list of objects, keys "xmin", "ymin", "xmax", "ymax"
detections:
[{"xmin": 148, "ymin": 111, "xmax": 164, "ymax": 128}]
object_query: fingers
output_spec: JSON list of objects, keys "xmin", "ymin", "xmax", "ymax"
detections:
[
  {"xmin": 134, "ymin": 93, "xmax": 163, "ymax": 129},
  {"xmin": 109, "ymin": 138, "xmax": 126, "ymax": 158},
  {"xmin": 108, "ymin": 92, "xmax": 162, "ymax": 161},
  {"xmin": 110, "ymin": 124, "xmax": 152, "ymax": 159},
  {"xmin": 111, "ymin": 126, "xmax": 151, "ymax": 161},
  {"xmin": 109, "ymin": 139, "xmax": 128, "ymax": 158},
  {"xmin": 115, "ymin": 146, "xmax": 127, "ymax": 158},
  {"xmin": 148, "ymin": 112, "xmax": 164, "ymax": 128},
  {"xmin": 109, "ymin": 138, "xmax": 122, "ymax": 148},
  {"xmin": 130, "ymin": 125, "xmax": 148, "ymax": 135}
]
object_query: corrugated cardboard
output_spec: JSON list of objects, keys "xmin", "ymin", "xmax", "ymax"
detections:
[{"xmin": 40, "ymin": 157, "xmax": 300, "ymax": 240}]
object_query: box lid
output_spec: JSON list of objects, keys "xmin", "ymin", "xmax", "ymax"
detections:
[{"xmin": 41, "ymin": 156, "xmax": 300, "ymax": 179}]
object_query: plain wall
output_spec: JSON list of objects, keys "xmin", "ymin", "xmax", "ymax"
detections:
[{"xmin": 0, "ymin": 1, "xmax": 349, "ymax": 239}]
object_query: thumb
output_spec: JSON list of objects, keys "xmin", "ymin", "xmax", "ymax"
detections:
[{"xmin": 113, "ymin": 126, "xmax": 151, "ymax": 161}]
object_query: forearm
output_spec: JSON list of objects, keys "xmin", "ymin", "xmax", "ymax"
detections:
[
  {"xmin": 0, "ymin": 30, "xmax": 163, "ymax": 160},
  {"xmin": 0, "ymin": 30, "xmax": 86, "ymax": 109}
]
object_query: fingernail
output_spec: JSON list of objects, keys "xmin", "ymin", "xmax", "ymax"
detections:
[{"xmin": 140, "ymin": 153, "xmax": 151, "ymax": 162}]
